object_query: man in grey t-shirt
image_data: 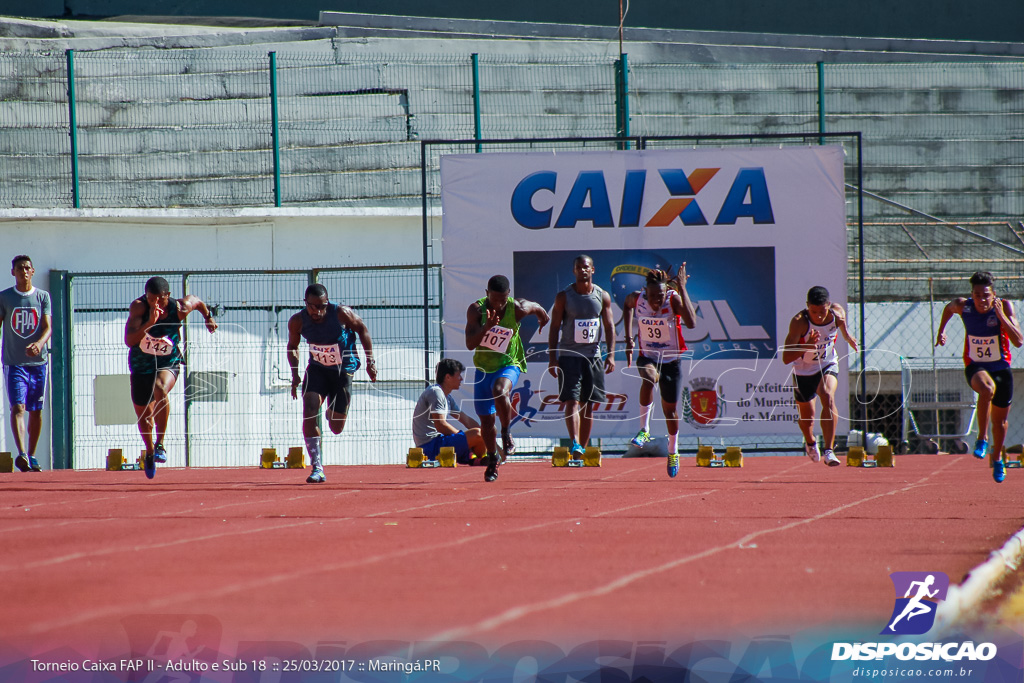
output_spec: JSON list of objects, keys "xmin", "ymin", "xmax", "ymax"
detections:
[
  {"xmin": 412, "ymin": 358, "xmax": 485, "ymax": 464},
  {"xmin": 0, "ymin": 255, "xmax": 52, "ymax": 472},
  {"xmin": 546, "ymin": 254, "xmax": 615, "ymax": 458}
]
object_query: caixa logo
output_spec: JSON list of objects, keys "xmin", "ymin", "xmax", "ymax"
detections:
[{"xmin": 510, "ymin": 167, "xmax": 775, "ymax": 229}]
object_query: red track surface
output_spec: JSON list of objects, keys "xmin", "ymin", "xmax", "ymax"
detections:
[{"xmin": 2, "ymin": 454, "xmax": 1021, "ymax": 658}]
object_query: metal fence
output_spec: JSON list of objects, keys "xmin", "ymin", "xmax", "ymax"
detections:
[
  {"xmin": 2, "ymin": 51, "xmax": 1023, "ymax": 221},
  {"xmin": 58, "ymin": 265, "xmax": 442, "ymax": 468}
]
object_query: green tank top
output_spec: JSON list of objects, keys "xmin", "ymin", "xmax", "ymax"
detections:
[{"xmin": 473, "ymin": 296, "xmax": 526, "ymax": 373}]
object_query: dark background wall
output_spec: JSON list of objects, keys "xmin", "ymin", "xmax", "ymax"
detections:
[{"xmin": 7, "ymin": 0, "xmax": 1024, "ymax": 43}]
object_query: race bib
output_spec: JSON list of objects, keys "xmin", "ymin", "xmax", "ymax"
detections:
[
  {"xmin": 140, "ymin": 334, "xmax": 174, "ymax": 356},
  {"xmin": 479, "ymin": 325, "xmax": 513, "ymax": 354},
  {"xmin": 310, "ymin": 342, "xmax": 342, "ymax": 366},
  {"xmin": 968, "ymin": 335, "xmax": 999, "ymax": 363},
  {"xmin": 574, "ymin": 318, "xmax": 600, "ymax": 344},
  {"xmin": 638, "ymin": 317, "xmax": 669, "ymax": 344}
]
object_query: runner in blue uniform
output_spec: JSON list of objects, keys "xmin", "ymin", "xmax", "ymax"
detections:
[
  {"xmin": 936, "ymin": 271, "xmax": 1023, "ymax": 482},
  {"xmin": 287, "ymin": 283, "xmax": 377, "ymax": 484}
]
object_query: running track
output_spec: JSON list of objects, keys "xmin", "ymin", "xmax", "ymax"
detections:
[{"xmin": 1, "ymin": 454, "xmax": 1020, "ymax": 662}]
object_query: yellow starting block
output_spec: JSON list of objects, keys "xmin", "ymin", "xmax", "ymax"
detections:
[
  {"xmin": 111, "ymin": 449, "xmax": 144, "ymax": 471},
  {"xmin": 724, "ymin": 446, "xmax": 744, "ymax": 467},
  {"xmin": 437, "ymin": 446, "xmax": 457, "ymax": 468},
  {"xmin": 1003, "ymin": 449, "xmax": 1023, "ymax": 469},
  {"xmin": 0, "ymin": 451, "xmax": 13, "ymax": 473},
  {"xmin": 696, "ymin": 445, "xmax": 724, "ymax": 467},
  {"xmin": 407, "ymin": 447, "xmax": 439, "ymax": 468},
  {"xmin": 286, "ymin": 447, "xmax": 306, "ymax": 469},
  {"xmin": 260, "ymin": 448, "xmax": 286, "ymax": 469},
  {"xmin": 552, "ymin": 446, "xmax": 600, "ymax": 467},
  {"xmin": 847, "ymin": 445, "xmax": 894, "ymax": 468}
]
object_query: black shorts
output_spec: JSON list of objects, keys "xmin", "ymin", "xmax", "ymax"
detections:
[
  {"xmin": 793, "ymin": 367, "xmax": 838, "ymax": 404},
  {"xmin": 965, "ymin": 365, "xmax": 1014, "ymax": 408},
  {"xmin": 130, "ymin": 366, "xmax": 181, "ymax": 407},
  {"xmin": 303, "ymin": 363, "xmax": 353, "ymax": 415},
  {"xmin": 636, "ymin": 355, "xmax": 682, "ymax": 403},
  {"xmin": 556, "ymin": 354, "xmax": 607, "ymax": 403}
]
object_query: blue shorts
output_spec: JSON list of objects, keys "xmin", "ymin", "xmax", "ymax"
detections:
[
  {"xmin": 5, "ymin": 364, "xmax": 47, "ymax": 411},
  {"xmin": 421, "ymin": 431, "xmax": 473, "ymax": 464},
  {"xmin": 473, "ymin": 365, "xmax": 522, "ymax": 416}
]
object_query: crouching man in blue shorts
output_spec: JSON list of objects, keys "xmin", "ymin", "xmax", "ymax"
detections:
[{"xmin": 412, "ymin": 358, "xmax": 486, "ymax": 464}]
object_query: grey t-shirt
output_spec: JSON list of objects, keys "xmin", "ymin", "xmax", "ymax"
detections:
[
  {"xmin": 0, "ymin": 286, "xmax": 50, "ymax": 366},
  {"xmin": 557, "ymin": 283, "xmax": 606, "ymax": 358},
  {"xmin": 412, "ymin": 384, "xmax": 461, "ymax": 447}
]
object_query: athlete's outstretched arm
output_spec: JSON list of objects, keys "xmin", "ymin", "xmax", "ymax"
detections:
[
  {"xmin": 547, "ymin": 291, "xmax": 566, "ymax": 377},
  {"xmin": 338, "ymin": 306, "xmax": 377, "ymax": 382},
  {"xmin": 934, "ymin": 298, "xmax": 966, "ymax": 347},
  {"xmin": 671, "ymin": 263, "xmax": 698, "ymax": 328},
  {"xmin": 177, "ymin": 295, "xmax": 218, "ymax": 334},
  {"xmin": 516, "ymin": 298, "xmax": 550, "ymax": 331},
  {"xmin": 286, "ymin": 313, "xmax": 304, "ymax": 399},
  {"xmin": 995, "ymin": 299, "xmax": 1024, "ymax": 347},
  {"xmin": 622, "ymin": 291, "xmax": 639, "ymax": 368},
  {"xmin": 832, "ymin": 304, "xmax": 859, "ymax": 352},
  {"xmin": 601, "ymin": 289, "xmax": 616, "ymax": 373}
]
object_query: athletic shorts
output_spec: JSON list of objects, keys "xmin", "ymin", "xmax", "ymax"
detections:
[
  {"xmin": 965, "ymin": 365, "xmax": 1014, "ymax": 408},
  {"xmin": 473, "ymin": 365, "xmax": 522, "ymax": 416},
  {"xmin": 302, "ymin": 363, "xmax": 353, "ymax": 416},
  {"xmin": 5, "ymin": 364, "xmax": 47, "ymax": 412},
  {"xmin": 556, "ymin": 354, "xmax": 607, "ymax": 403},
  {"xmin": 130, "ymin": 366, "xmax": 181, "ymax": 407},
  {"xmin": 793, "ymin": 367, "xmax": 839, "ymax": 404},
  {"xmin": 636, "ymin": 355, "xmax": 682, "ymax": 404},
  {"xmin": 420, "ymin": 431, "xmax": 473, "ymax": 464}
]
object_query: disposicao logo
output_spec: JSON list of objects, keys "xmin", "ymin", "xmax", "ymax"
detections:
[{"xmin": 881, "ymin": 571, "xmax": 949, "ymax": 635}]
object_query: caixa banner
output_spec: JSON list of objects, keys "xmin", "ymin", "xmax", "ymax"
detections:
[{"xmin": 439, "ymin": 147, "xmax": 848, "ymax": 438}]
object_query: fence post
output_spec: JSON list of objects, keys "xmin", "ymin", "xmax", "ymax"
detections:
[
  {"xmin": 817, "ymin": 61, "xmax": 826, "ymax": 144},
  {"xmin": 270, "ymin": 52, "xmax": 282, "ymax": 207},
  {"xmin": 472, "ymin": 53, "xmax": 482, "ymax": 153},
  {"xmin": 615, "ymin": 54, "xmax": 630, "ymax": 149},
  {"xmin": 65, "ymin": 49, "xmax": 81, "ymax": 209},
  {"xmin": 181, "ymin": 273, "xmax": 193, "ymax": 467},
  {"xmin": 49, "ymin": 270, "xmax": 73, "ymax": 468}
]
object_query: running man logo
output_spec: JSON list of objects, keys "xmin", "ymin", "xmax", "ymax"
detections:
[
  {"xmin": 881, "ymin": 571, "xmax": 950, "ymax": 635},
  {"xmin": 510, "ymin": 168, "xmax": 775, "ymax": 229},
  {"xmin": 11, "ymin": 307, "xmax": 39, "ymax": 338}
]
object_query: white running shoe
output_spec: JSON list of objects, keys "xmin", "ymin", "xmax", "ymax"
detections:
[
  {"xmin": 805, "ymin": 441, "xmax": 821, "ymax": 462},
  {"xmin": 823, "ymin": 449, "xmax": 840, "ymax": 467}
]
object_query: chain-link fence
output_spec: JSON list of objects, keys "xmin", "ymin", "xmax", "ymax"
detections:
[{"xmin": 66, "ymin": 265, "xmax": 441, "ymax": 468}]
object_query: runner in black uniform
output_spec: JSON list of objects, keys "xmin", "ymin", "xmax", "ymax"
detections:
[
  {"xmin": 124, "ymin": 276, "xmax": 218, "ymax": 479},
  {"xmin": 287, "ymin": 283, "xmax": 377, "ymax": 483}
]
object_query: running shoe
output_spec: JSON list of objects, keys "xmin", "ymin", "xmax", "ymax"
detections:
[
  {"xmin": 501, "ymin": 430, "xmax": 516, "ymax": 457},
  {"xmin": 630, "ymin": 429, "xmax": 651, "ymax": 448},
  {"xmin": 823, "ymin": 449, "xmax": 840, "ymax": 467},
  {"xmin": 993, "ymin": 459, "xmax": 1006, "ymax": 483},
  {"xmin": 570, "ymin": 441, "xmax": 585, "ymax": 458},
  {"xmin": 306, "ymin": 468, "xmax": 326, "ymax": 484},
  {"xmin": 28, "ymin": 456, "xmax": 41, "ymax": 472},
  {"xmin": 805, "ymin": 441, "xmax": 821, "ymax": 463},
  {"xmin": 484, "ymin": 454, "xmax": 499, "ymax": 482},
  {"xmin": 14, "ymin": 454, "xmax": 30, "ymax": 472},
  {"xmin": 143, "ymin": 452, "xmax": 156, "ymax": 480},
  {"xmin": 667, "ymin": 452, "xmax": 679, "ymax": 478},
  {"xmin": 153, "ymin": 443, "xmax": 167, "ymax": 464},
  {"xmin": 973, "ymin": 439, "xmax": 988, "ymax": 459}
]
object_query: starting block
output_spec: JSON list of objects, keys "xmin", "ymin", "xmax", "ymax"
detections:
[
  {"xmin": 0, "ymin": 452, "xmax": 12, "ymax": 473},
  {"xmin": 110, "ymin": 449, "xmax": 144, "ymax": 471},
  {"xmin": 286, "ymin": 447, "xmax": 306, "ymax": 469},
  {"xmin": 847, "ymin": 445, "xmax": 894, "ymax": 468},
  {"xmin": 583, "ymin": 446, "xmax": 601, "ymax": 467},
  {"xmin": 724, "ymin": 446, "xmax": 744, "ymax": 467},
  {"xmin": 1003, "ymin": 449, "xmax": 1023, "ymax": 468},
  {"xmin": 696, "ymin": 445, "xmax": 725, "ymax": 468},
  {"xmin": 437, "ymin": 447, "xmax": 457, "ymax": 467},
  {"xmin": 260, "ymin": 448, "xmax": 287, "ymax": 469},
  {"xmin": 552, "ymin": 446, "xmax": 569, "ymax": 467},
  {"xmin": 552, "ymin": 446, "xmax": 600, "ymax": 467},
  {"xmin": 407, "ymin": 447, "xmax": 440, "ymax": 468}
]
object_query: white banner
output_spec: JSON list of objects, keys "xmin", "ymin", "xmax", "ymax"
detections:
[{"xmin": 440, "ymin": 147, "xmax": 849, "ymax": 439}]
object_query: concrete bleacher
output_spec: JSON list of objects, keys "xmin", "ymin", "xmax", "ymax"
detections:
[{"xmin": 1, "ymin": 13, "xmax": 1023, "ymax": 226}]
